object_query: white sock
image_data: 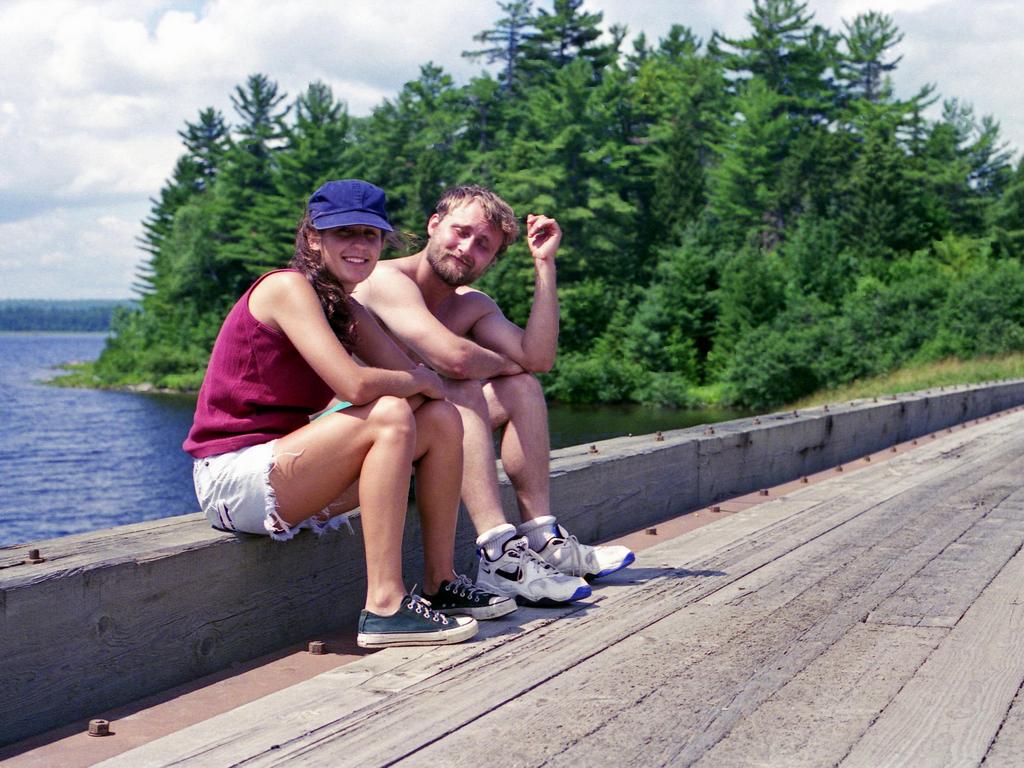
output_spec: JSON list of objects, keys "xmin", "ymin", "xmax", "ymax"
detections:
[
  {"xmin": 518, "ymin": 515, "xmax": 559, "ymax": 552},
  {"xmin": 476, "ymin": 523, "xmax": 517, "ymax": 561}
]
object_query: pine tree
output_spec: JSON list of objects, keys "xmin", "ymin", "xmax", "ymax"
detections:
[
  {"xmin": 913, "ymin": 100, "xmax": 1012, "ymax": 239},
  {"xmin": 707, "ymin": 77, "xmax": 790, "ymax": 246},
  {"xmin": 992, "ymin": 156, "xmax": 1024, "ymax": 250},
  {"xmin": 350, "ymin": 64, "xmax": 470, "ymax": 227},
  {"xmin": 495, "ymin": 59, "xmax": 635, "ymax": 285},
  {"xmin": 261, "ymin": 81, "xmax": 354, "ymax": 254},
  {"xmin": 213, "ymin": 74, "xmax": 291, "ymax": 289},
  {"xmin": 177, "ymin": 108, "xmax": 230, "ymax": 190},
  {"xmin": 712, "ymin": 0, "xmax": 836, "ymax": 120},
  {"xmin": 623, "ymin": 230, "xmax": 718, "ymax": 382},
  {"xmin": 631, "ymin": 26, "xmax": 727, "ymax": 244},
  {"xmin": 135, "ymin": 155, "xmax": 203, "ymax": 296},
  {"xmin": 520, "ymin": 0, "xmax": 615, "ymax": 80},
  {"xmin": 136, "ymin": 109, "xmax": 230, "ymax": 296},
  {"xmin": 838, "ymin": 104, "xmax": 916, "ymax": 262},
  {"xmin": 462, "ymin": 1, "xmax": 535, "ymax": 94},
  {"xmin": 838, "ymin": 11, "xmax": 903, "ymax": 104}
]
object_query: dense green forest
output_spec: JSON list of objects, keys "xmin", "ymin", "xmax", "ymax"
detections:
[
  {"xmin": 92, "ymin": 0, "xmax": 1024, "ymax": 409},
  {"xmin": 0, "ymin": 300, "xmax": 133, "ymax": 332}
]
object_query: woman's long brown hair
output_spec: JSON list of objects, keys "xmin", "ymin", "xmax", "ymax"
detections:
[{"xmin": 289, "ymin": 213, "xmax": 358, "ymax": 349}]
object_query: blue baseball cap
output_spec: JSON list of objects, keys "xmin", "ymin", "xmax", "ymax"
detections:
[{"xmin": 307, "ymin": 179, "xmax": 394, "ymax": 232}]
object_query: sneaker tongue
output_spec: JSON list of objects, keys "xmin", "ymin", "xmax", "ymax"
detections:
[{"xmin": 504, "ymin": 535, "xmax": 528, "ymax": 553}]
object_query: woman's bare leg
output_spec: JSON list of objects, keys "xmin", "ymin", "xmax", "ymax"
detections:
[
  {"xmin": 270, "ymin": 396, "xmax": 416, "ymax": 616},
  {"xmin": 409, "ymin": 399, "xmax": 464, "ymax": 594}
]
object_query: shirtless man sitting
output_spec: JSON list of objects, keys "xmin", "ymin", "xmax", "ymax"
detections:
[{"xmin": 353, "ymin": 185, "xmax": 634, "ymax": 605}]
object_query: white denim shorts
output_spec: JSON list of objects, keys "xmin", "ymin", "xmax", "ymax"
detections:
[{"xmin": 192, "ymin": 441, "xmax": 357, "ymax": 542}]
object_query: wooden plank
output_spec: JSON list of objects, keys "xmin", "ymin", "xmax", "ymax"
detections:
[
  {"xmin": 438, "ymin": 420, "xmax": 1024, "ymax": 768},
  {"xmin": 92, "ymin": 602, "xmax": 593, "ymax": 767},
  {"xmin": 868, "ymin": 491, "xmax": 1024, "ymax": 627},
  {"xmin": 841, "ymin": 544, "xmax": 1024, "ymax": 767},
  {"xmin": 542, "ymin": 438, "xmax": 1024, "ymax": 767},
  {"xmin": 393, "ymin": 602, "xmax": 774, "ymax": 768},
  {"xmin": 704, "ymin": 457, "xmax": 1024, "ymax": 616},
  {"xmin": 96, "ymin": 412, "xmax": 1024, "ymax": 767},
  {"xmin": 690, "ymin": 623, "xmax": 947, "ymax": 767},
  {"xmin": 981, "ymin": 686, "xmax": 1024, "ymax": 767}
]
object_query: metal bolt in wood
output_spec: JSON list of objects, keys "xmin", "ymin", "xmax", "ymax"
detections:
[
  {"xmin": 645, "ymin": 527, "xmax": 658, "ymax": 536},
  {"xmin": 24, "ymin": 549, "xmax": 44, "ymax": 564},
  {"xmin": 88, "ymin": 719, "xmax": 110, "ymax": 737}
]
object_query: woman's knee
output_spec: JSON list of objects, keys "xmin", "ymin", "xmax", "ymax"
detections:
[{"xmin": 367, "ymin": 395, "xmax": 416, "ymax": 439}]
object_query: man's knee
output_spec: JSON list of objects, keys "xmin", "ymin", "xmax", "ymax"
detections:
[
  {"xmin": 444, "ymin": 377, "xmax": 488, "ymax": 409},
  {"xmin": 492, "ymin": 372, "xmax": 544, "ymax": 406},
  {"xmin": 418, "ymin": 398, "xmax": 464, "ymax": 442}
]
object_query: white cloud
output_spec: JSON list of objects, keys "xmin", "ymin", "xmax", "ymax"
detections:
[{"xmin": 0, "ymin": 204, "xmax": 147, "ymax": 299}]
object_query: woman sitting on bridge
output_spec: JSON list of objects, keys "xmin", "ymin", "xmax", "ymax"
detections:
[{"xmin": 183, "ymin": 179, "xmax": 514, "ymax": 648}]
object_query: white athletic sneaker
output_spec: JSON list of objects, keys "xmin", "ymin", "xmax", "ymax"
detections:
[
  {"xmin": 476, "ymin": 535, "xmax": 591, "ymax": 605},
  {"xmin": 531, "ymin": 520, "xmax": 635, "ymax": 580}
]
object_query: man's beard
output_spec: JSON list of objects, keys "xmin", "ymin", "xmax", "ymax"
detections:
[{"xmin": 426, "ymin": 241, "xmax": 476, "ymax": 287}]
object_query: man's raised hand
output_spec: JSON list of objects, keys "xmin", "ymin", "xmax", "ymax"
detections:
[{"xmin": 526, "ymin": 214, "xmax": 561, "ymax": 264}]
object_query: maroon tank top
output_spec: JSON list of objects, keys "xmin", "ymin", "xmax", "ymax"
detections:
[{"xmin": 183, "ymin": 270, "xmax": 334, "ymax": 458}]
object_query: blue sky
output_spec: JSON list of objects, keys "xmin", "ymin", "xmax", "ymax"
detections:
[{"xmin": 1, "ymin": 0, "xmax": 1020, "ymax": 299}]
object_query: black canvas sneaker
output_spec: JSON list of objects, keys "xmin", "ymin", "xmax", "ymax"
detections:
[{"xmin": 423, "ymin": 574, "xmax": 518, "ymax": 620}]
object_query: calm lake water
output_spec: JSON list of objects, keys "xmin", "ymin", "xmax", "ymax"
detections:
[{"xmin": 0, "ymin": 332, "xmax": 741, "ymax": 548}]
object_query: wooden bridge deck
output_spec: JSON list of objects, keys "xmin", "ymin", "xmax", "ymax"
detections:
[{"xmin": 80, "ymin": 407, "xmax": 1024, "ymax": 766}]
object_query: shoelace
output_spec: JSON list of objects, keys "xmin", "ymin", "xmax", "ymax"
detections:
[
  {"xmin": 552, "ymin": 534, "xmax": 598, "ymax": 577},
  {"xmin": 450, "ymin": 573, "xmax": 489, "ymax": 601},
  {"xmin": 510, "ymin": 537, "xmax": 562, "ymax": 575},
  {"xmin": 406, "ymin": 593, "xmax": 449, "ymax": 624}
]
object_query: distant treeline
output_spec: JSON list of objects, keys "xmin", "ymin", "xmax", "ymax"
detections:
[
  {"xmin": 92, "ymin": 0, "xmax": 1024, "ymax": 408},
  {"xmin": 0, "ymin": 300, "xmax": 135, "ymax": 332}
]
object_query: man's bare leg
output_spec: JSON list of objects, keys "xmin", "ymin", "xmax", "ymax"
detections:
[
  {"xmin": 443, "ymin": 378, "xmax": 509, "ymax": 534},
  {"xmin": 445, "ymin": 377, "xmax": 590, "ymax": 603},
  {"xmin": 485, "ymin": 374, "xmax": 636, "ymax": 580},
  {"xmin": 483, "ymin": 373, "xmax": 551, "ymax": 523}
]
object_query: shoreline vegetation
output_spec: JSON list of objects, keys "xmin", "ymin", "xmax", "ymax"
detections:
[
  {"xmin": 49, "ymin": 354, "xmax": 1024, "ymax": 417},
  {"xmin": 39, "ymin": 2, "xmax": 1024, "ymax": 412}
]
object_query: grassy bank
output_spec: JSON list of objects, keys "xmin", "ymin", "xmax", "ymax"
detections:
[
  {"xmin": 49, "ymin": 361, "xmax": 192, "ymax": 394},
  {"xmin": 787, "ymin": 354, "xmax": 1024, "ymax": 411}
]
